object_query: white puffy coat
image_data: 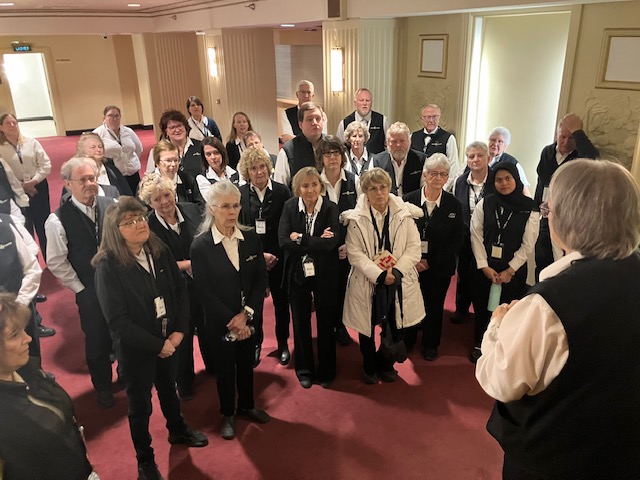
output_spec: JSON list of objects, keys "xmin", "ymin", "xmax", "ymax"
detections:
[{"xmin": 342, "ymin": 193, "xmax": 426, "ymax": 337}]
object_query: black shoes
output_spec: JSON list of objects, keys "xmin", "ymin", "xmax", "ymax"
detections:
[
  {"xmin": 35, "ymin": 293, "xmax": 48, "ymax": 303},
  {"xmin": 423, "ymin": 347, "xmax": 438, "ymax": 361},
  {"xmin": 298, "ymin": 375, "xmax": 313, "ymax": 389},
  {"xmin": 279, "ymin": 345, "xmax": 290, "ymax": 365},
  {"xmin": 168, "ymin": 426, "xmax": 209, "ymax": 447},
  {"xmin": 177, "ymin": 386, "xmax": 194, "ymax": 401},
  {"xmin": 363, "ymin": 370, "xmax": 379, "ymax": 385},
  {"xmin": 38, "ymin": 325, "xmax": 56, "ymax": 337},
  {"xmin": 221, "ymin": 415, "xmax": 235, "ymax": 440},
  {"xmin": 138, "ymin": 462, "xmax": 164, "ymax": 480},
  {"xmin": 469, "ymin": 346, "xmax": 482, "ymax": 364},
  {"xmin": 97, "ymin": 389, "xmax": 114, "ymax": 409},
  {"xmin": 378, "ymin": 368, "xmax": 398, "ymax": 383},
  {"xmin": 336, "ymin": 325, "xmax": 351, "ymax": 346},
  {"xmin": 253, "ymin": 345, "xmax": 261, "ymax": 368},
  {"xmin": 238, "ymin": 407, "xmax": 270, "ymax": 424}
]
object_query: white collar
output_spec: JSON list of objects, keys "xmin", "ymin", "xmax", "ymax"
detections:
[
  {"xmin": 250, "ymin": 179, "xmax": 272, "ymax": 193},
  {"xmin": 71, "ymin": 194, "xmax": 94, "ymax": 212},
  {"xmin": 320, "ymin": 169, "xmax": 346, "ymax": 186},
  {"xmin": 421, "ymin": 188, "xmax": 442, "ymax": 208},
  {"xmin": 211, "ymin": 224, "xmax": 244, "ymax": 244},
  {"xmin": 466, "ymin": 171, "xmax": 488, "ymax": 187},
  {"xmin": 298, "ymin": 195, "xmax": 323, "ymax": 214},
  {"xmin": 154, "ymin": 206, "xmax": 184, "ymax": 230},
  {"xmin": 539, "ymin": 251, "xmax": 583, "ymax": 281},
  {"xmin": 206, "ymin": 165, "xmax": 236, "ymax": 181},
  {"xmin": 423, "ymin": 126, "xmax": 440, "ymax": 135},
  {"xmin": 351, "ymin": 147, "xmax": 369, "ymax": 161},
  {"xmin": 356, "ymin": 112, "xmax": 372, "ymax": 123}
]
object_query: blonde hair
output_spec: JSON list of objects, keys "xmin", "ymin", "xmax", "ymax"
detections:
[
  {"xmin": 292, "ymin": 167, "xmax": 325, "ymax": 197},
  {"xmin": 344, "ymin": 120, "xmax": 370, "ymax": 144},
  {"xmin": 237, "ymin": 148, "xmax": 273, "ymax": 183},
  {"xmin": 360, "ymin": 167, "xmax": 392, "ymax": 193},
  {"xmin": 0, "ymin": 113, "xmax": 25, "ymax": 145},
  {"xmin": 75, "ymin": 132, "xmax": 104, "ymax": 157},
  {"xmin": 152, "ymin": 140, "xmax": 178, "ymax": 166},
  {"xmin": 550, "ymin": 159, "xmax": 640, "ymax": 260},
  {"xmin": 138, "ymin": 172, "xmax": 176, "ymax": 205},
  {"xmin": 386, "ymin": 122, "xmax": 410, "ymax": 141}
]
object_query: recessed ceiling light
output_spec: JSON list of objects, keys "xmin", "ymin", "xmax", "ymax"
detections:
[
  {"xmin": 280, "ymin": 24, "xmax": 295, "ymax": 28},
  {"xmin": 0, "ymin": 3, "xmax": 16, "ymax": 6},
  {"xmin": 127, "ymin": 3, "xmax": 141, "ymax": 6}
]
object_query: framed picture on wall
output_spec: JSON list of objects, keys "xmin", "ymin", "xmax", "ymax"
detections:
[
  {"xmin": 596, "ymin": 28, "xmax": 640, "ymax": 91},
  {"xmin": 419, "ymin": 34, "xmax": 448, "ymax": 79}
]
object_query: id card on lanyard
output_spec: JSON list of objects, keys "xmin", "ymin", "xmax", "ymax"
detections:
[
  {"xmin": 492, "ymin": 207, "xmax": 513, "ymax": 260},
  {"xmin": 421, "ymin": 203, "xmax": 437, "ymax": 255},
  {"xmin": 255, "ymin": 206, "xmax": 266, "ymax": 234},
  {"xmin": 301, "ymin": 211, "xmax": 316, "ymax": 277},
  {"xmin": 145, "ymin": 251, "xmax": 168, "ymax": 337}
]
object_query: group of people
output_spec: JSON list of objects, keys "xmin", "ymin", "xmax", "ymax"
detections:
[{"xmin": 1, "ymin": 82, "xmax": 639, "ymax": 480}]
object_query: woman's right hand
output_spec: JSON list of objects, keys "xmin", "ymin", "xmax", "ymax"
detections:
[
  {"xmin": 384, "ymin": 267, "xmax": 396, "ymax": 285},
  {"xmin": 289, "ymin": 232, "xmax": 302, "ymax": 241},
  {"xmin": 482, "ymin": 267, "xmax": 500, "ymax": 284},
  {"xmin": 158, "ymin": 339, "xmax": 176, "ymax": 358}
]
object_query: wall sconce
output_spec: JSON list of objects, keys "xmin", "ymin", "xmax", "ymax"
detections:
[
  {"xmin": 330, "ymin": 47, "xmax": 343, "ymax": 93},
  {"xmin": 207, "ymin": 47, "xmax": 218, "ymax": 78}
]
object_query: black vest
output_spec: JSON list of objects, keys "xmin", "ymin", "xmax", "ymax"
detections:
[
  {"xmin": 342, "ymin": 111, "xmax": 386, "ymax": 154},
  {"xmin": 55, "ymin": 196, "xmax": 114, "ymax": 288},
  {"xmin": 0, "ymin": 163, "xmax": 15, "ymax": 215},
  {"xmin": 0, "ymin": 214, "xmax": 23, "ymax": 294},
  {"xmin": 453, "ymin": 168, "xmax": 495, "ymax": 230},
  {"xmin": 285, "ymin": 106, "xmax": 302, "ymax": 136},
  {"xmin": 239, "ymin": 184, "xmax": 285, "ymax": 256},
  {"xmin": 327, "ymin": 170, "xmax": 357, "ymax": 244},
  {"xmin": 282, "ymin": 135, "xmax": 319, "ymax": 186},
  {"xmin": 481, "ymin": 194, "xmax": 530, "ymax": 275},
  {"xmin": 488, "ymin": 252, "xmax": 640, "ymax": 479},
  {"xmin": 411, "ymin": 127, "xmax": 451, "ymax": 156}
]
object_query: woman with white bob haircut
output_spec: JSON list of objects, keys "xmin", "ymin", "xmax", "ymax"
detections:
[
  {"xmin": 190, "ymin": 180, "xmax": 269, "ymax": 441},
  {"xmin": 476, "ymin": 159, "xmax": 640, "ymax": 479}
]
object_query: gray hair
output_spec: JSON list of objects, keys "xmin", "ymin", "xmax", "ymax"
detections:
[
  {"xmin": 550, "ymin": 159, "xmax": 640, "ymax": 260},
  {"xmin": 138, "ymin": 172, "xmax": 176, "ymax": 205},
  {"xmin": 465, "ymin": 141, "xmax": 489, "ymax": 157},
  {"xmin": 198, "ymin": 180, "xmax": 249, "ymax": 235},
  {"xmin": 423, "ymin": 153, "xmax": 451, "ymax": 174},
  {"xmin": 60, "ymin": 156, "xmax": 98, "ymax": 181},
  {"xmin": 489, "ymin": 126, "xmax": 511, "ymax": 145},
  {"xmin": 353, "ymin": 88, "xmax": 372, "ymax": 100},
  {"xmin": 386, "ymin": 122, "xmax": 410, "ymax": 141},
  {"xmin": 344, "ymin": 120, "xmax": 370, "ymax": 144},
  {"xmin": 297, "ymin": 79, "xmax": 314, "ymax": 91}
]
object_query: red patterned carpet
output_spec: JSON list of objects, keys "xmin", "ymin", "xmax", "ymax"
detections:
[{"xmin": 34, "ymin": 131, "xmax": 502, "ymax": 480}]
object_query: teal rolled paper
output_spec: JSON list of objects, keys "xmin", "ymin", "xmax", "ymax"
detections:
[{"xmin": 488, "ymin": 283, "xmax": 502, "ymax": 312}]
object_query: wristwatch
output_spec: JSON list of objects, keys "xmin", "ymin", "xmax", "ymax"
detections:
[{"xmin": 295, "ymin": 233, "xmax": 303, "ymax": 245}]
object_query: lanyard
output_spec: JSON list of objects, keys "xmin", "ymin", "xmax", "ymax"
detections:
[
  {"xmin": 144, "ymin": 250, "xmax": 157, "ymax": 279},
  {"xmin": 305, "ymin": 211, "xmax": 316, "ymax": 235},
  {"xmin": 8, "ymin": 141, "xmax": 22, "ymax": 164},
  {"xmin": 107, "ymin": 128, "xmax": 122, "ymax": 146},
  {"xmin": 421, "ymin": 202, "xmax": 437, "ymax": 238},
  {"xmin": 370, "ymin": 207, "xmax": 389, "ymax": 253},
  {"xmin": 494, "ymin": 207, "xmax": 514, "ymax": 244},
  {"xmin": 191, "ymin": 117, "xmax": 210, "ymax": 138},
  {"xmin": 470, "ymin": 183, "xmax": 485, "ymax": 208}
]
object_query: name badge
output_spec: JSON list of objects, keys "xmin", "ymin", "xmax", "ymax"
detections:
[
  {"xmin": 302, "ymin": 255, "xmax": 315, "ymax": 278},
  {"xmin": 421, "ymin": 241, "xmax": 429, "ymax": 254},
  {"xmin": 154, "ymin": 296, "xmax": 167, "ymax": 319},
  {"xmin": 491, "ymin": 243, "xmax": 503, "ymax": 260},
  {"xmin": 255, "ymin": 218, "xmax": 266, "ymax": 234}
]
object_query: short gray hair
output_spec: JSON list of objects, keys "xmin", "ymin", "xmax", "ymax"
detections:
[
  {"xmin": 465, "ymin": 141, "xmax": 489, "ymax": 157},
  {"xmin": 386, "ymin": 122, "xmax": 410, "ymax": 141},
  {"xmin": 488, "ymin": 126, "xmax": 511, "ymax": 145},
  {"xmin": 297, "ymin": 80, "xmax": 314, "ymax": 91},
  {"xmin": 423, "ymin": 153, "xmax": 451, "ymax": 174},
  {"xmin": 550, "ymin": 159, "xmax": 640, "ymax": 260},
  {"xmin": 344, "ymin": 120, "xmax": 370, "ymax": 144},
  {"xmin": 198, "ymin": 180, "xmax": 248, "ymax": 235},
  {"xmin": 61, "ymin": 157, "xmax": 98, "ymax": 181}
]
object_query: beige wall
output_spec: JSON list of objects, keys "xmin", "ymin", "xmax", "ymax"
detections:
[
  {"xmin": 0, "ymin": 34, "xmax": 142, "ymax": 133},
  {"xmin": 398, "ymin": 14, "xmax": 467, "ymax": 137},
  {"xmin": 566, "ymin": 0, "xmax": 640, "ymax": 169}
]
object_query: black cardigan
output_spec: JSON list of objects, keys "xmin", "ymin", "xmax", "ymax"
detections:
[{"xmin": 94, "ymin": 246, "xmax": 189, "ymax": 358}]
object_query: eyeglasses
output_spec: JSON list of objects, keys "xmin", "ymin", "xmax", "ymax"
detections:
[
  {"xmin": 119, "ymin": 215, "xmax": 148, "ymax": 228},
  {"xmin": 161, "ymin": 158, "xmax": 180, "ymax": 165},
  {"xmin": 166, "ymin": 124, "xmax": 185, "ymax": 132},
  {"xmin": 427, "ymin": 171, "xmax": 449, "ymax": 178},
  {"xmin": 421, "ymin": 115, "xmax": 440, "ymax": 121},
  {"xmin": 540, "ymin": 202, "xmax": 552, "ymax": 218},
  {"xmin": 249, "ymin": 164, "xmax": 268, "ymax": 172},
  {"xmin": 322, "ymin": 151, "xmax": 342, "ymax": 158},
  {"xmin": 69, "ymin": 176, "xmax": 97, "ymax": 185},
  {"xmin": 106, "ymin": 114, "xmax": 121, "ymax": 119},
  {"xmin": 212, "ymin": 203, "xmax": 242, "ymax": 211}
]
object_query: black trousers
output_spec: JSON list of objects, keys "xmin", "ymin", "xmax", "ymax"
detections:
[
  {"xmin": 76, "ymin": 287, "xmax": 114, "ymax": 392},
  {"xmin": 289, "ymin": 280, "xmax": 336, "ymax": 382},
  {"xmin": 335, "ymin": 258, "xmax": 351, "ymax": 329},
  {"xmin": 418, "ymin": 269, "xmax": 452, "ymax": 349},
  {"xmin": 176, "ymin": 284, "xmax": 215, "ymax": 390},
  {"xmin": 455, "ymin": 236, "xmax": 475, "ymax": 314},
  {"xmin": 124, "ymin": 171, "xmax": 141, "ymax": 196},
  {"xmin": 211, "ymin": 334, "xmax": 255, "ymax": 417},
  {"xmin": 503, "ymin": 454, "xmax": 546, "ymax": 480},
  {"xmin": 255, "ymin": 259, "xmax": 290, "ymax": 347},
  {"xmin": 23, "ymin": 178, "xmax": 50, "ymax": 261},
  {"xmin": 534, "ymin": 218, "xmax": 554, "ymax": 281},
  {"xmin": 359, "ymin": 289, "xmax": 399, "ymax": 375},
  {"xmin": 121, "ymin": 351, "xmax": 185, "ymax": 464},
  {"xmin": 472, "ymin": 267, "xmax": 528, "ymax": 345}
]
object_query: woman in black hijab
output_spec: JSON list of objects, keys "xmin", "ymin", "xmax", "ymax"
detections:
[{"xmin": 469, "ymin": 162, "xmax": 540, "ymax": 362}]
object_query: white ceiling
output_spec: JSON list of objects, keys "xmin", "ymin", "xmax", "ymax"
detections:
[{"xmin": 0, "ymin": 0, "xmax": 243, "ymax": 15}]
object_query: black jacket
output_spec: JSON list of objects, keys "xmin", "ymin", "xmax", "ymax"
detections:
[
  {"xmin": 403, "ymin": 189, "xmax": 464, "ymax": 277},
  {"xmin": 180, "ymin": 139, "xmax": 204, "ymax": 179},
  {"xmin": 0, "ymin": 358, "xmax": 93, "ymax": 480}
]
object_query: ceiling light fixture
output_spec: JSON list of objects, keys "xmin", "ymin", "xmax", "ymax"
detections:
[
  {"xmin": 0, "ymin": 2, "xmax": 16, "ymax": 6},
  {"xmin": 280, "ymin": 24, "xmax": 295, "ymax": 28},
  {"xmin": 127, "ymin": 3, "xmax": 141, "ymax": 7}
]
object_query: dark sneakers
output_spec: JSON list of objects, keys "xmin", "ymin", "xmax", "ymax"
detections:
[
  {"xmin": 138, "ymin": 462, "xmax": 164, "ymax": 480},
  {"xmin": 168, "ymin": 426, "xmax": 208, "ymax": 447}
]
